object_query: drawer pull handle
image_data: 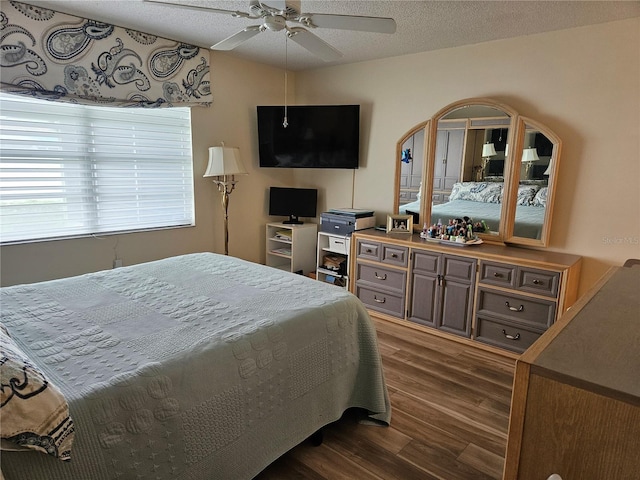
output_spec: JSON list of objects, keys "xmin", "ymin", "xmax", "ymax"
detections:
[
  {"xmin": 493, "ymin": 272, "xmax": 503, "ymax": 278},
  {"xmin": 373, "ymin": 295, "xmax": 386, "ymax": 304},
  {"xmin": 365, "ymin": 248, "xmax": 372, "ymax": 253},
  {"xmin": 391, "ymin": 253, "xmax": 398, "ymax": 258},
  {"xmin": 532, "ymin": 279, "xmax": 542, "ymax": 285},
  {"xmin": 505, "ymin": 301, "xmax": 524, "ymax": 312},
  {"xmin": 502, "ymin": 329, "xmax": 521, "ymax": 341},
  {"xmin": 374, "ymin": 272, "xmax": 387, "ymax": 280},
  {"xmin": 334, "ymin": 225, "xmax": 340, "ymax": 229}
]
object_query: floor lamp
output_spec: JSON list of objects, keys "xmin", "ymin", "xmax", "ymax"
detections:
[
  {"xmin": 481, "ymin": 142, "xmax": 496, "ymax": 180},
  {"xmin": 522, "ymin": 147, "xmax": 540, "ymax": 179},
  {"xmin": 204, "ymin": 145, "xmax": 247, "ymax": 255}
]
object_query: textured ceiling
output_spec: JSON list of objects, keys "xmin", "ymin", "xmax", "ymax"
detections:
[{"xmin": 17, "ymin": 0, "xmax": 640, "ymax": 71}]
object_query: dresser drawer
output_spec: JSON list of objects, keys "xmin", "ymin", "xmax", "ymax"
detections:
[
  {"xmin": 479, "ymin": 261, "xmax": 517, "ymax": 288},
  {"xmin": 475, "ymin": 315, "xmax": 543, "ymax": 354},
  {"xmin": 381, "ymin": 244, "xmax": 408, "ymax": 267},
  {"xmin": 412, "ymin": 250, "xmax": 440, "ymax": 274},
  {"xmin": 443, "ymin": 255, "xmax": 476, "ymax": 283},
  {"xmin": 356, "ymin": 285, "xmax": 405, "ymax": 318},
  {"xmin": 476, "ymin": 288, "xmax": 556, "ymax": 328},
  {"xmin": 356, "ymin": 263, "xmax": 406, "ymax": 293},
  {"xmin": 356, "ymin": 239, "xmax": 381, "ymax": 261},
  {"xmin": 516, "ymin": 267, "xmax": 560, "ymax": 298}
]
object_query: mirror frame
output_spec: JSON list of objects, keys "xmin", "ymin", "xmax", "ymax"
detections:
[
  {"xmin": 503, "ymin": 116, "xmax": 562, "ymax": 246},
  {"xmin": 394, "ymin": 98, "xmax": 561, "ymax": 247},
  {"xmin": 394, "ymin": 120, "xmax": 429, "ymax": 219}
]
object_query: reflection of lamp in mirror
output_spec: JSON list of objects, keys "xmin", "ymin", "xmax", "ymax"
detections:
[
  {"xmin": 204, "ymin": 144, "xmax": 248, "ymax": 256},
  {"xmin": 481, "ymin": 142, "xmax": 497, "ymax": 180},
  {"xmin": 521, "ymin": 147, "xmax": 540, "ymax": 179},
  {"xmin": 543, "ymin": 158, "xmax": 553, "ymax": 176}
]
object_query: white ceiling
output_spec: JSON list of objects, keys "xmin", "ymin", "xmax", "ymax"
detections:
[{"xmin": 20, "ymin": 0, "xmax": 640, "ymax": 71}]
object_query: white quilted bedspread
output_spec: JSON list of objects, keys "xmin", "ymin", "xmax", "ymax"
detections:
[{"xmin": 1, "ymin": 253, "xmax": 390, "ymax": 479}]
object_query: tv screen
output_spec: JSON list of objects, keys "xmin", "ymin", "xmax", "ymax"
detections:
[
  {"xmin": 269, "ymin": 187, "xmax": 317, "ymax": 224},
  {"xmin": 257, "ymin": 105, "xmax": 360, "ymax": 169}
]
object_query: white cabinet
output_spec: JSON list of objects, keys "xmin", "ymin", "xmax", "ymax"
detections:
[
  {"xmin": 432, "ymin": 126, "xmax": 464, "ymax": 204},
  {"xmin": 399, "ymin": 128, "xmax": 425, "ymax": 205},
  {"xmin": 316, "ymin": 232, "xmax": 351, "ymax": 289},
  {"xmin": 265, "ymin": 223, "xmax": 317, "ymax": 275}
]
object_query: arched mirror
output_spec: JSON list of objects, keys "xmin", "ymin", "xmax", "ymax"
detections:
[
  {"xmin": 505, "ymin": 117, "xmax": 561, "ymax": 246},
  {"xmin": 395, "ymin": 121, "xmax": 428, "ymax": 226},
  {"xmin": 426, "ymin": 101, "xmax": 515, "ymax": 239},
  {"xmin": 394, "ymin": 98, "xmax": 561, "ymax": 247}
]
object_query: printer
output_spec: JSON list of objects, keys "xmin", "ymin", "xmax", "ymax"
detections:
[{"xmin": 320, "ymin": 208, "xmax": 375, "ymax": 235}]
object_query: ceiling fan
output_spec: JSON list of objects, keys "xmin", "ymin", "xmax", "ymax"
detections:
[{"xmin": 144, "ymin": 0, "xmax": 396, "ymax": 61}]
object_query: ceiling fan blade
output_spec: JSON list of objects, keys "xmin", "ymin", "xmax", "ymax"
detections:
[
  {"xmin": 287, "ymin": 27, "xmax": 342, "ymax": 62},
  {"xmin": 212, "ymin": 26, "xmax": 263, "ymax": 51},
  {"xmin": 143, "ymin": 0, "xmax": 251, "ymax": 18},
  {"xmin": 306, "ymin": 13, "xmax": 396, "ymax": 34}
]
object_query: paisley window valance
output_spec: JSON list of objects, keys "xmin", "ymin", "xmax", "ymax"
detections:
[{"xmin": 0, "ymin": 1, "xmax": 211, "ymax": 107}]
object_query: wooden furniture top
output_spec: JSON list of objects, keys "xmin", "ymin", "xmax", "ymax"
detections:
[
  {"xmin": 521, "ymin": 266, "xmax": 640, "ymax": 406},
  {"xmin": 352, "ymin": 229, "xmax": 582, "ymax": 270}
]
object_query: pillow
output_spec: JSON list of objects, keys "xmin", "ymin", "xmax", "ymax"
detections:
[
  {"xmin": 516, "ymin": 185, "xmax": 540, "ymax": 206},
  {"xmin": 532, "ymin": 187, "xmax": 548, "ymax": 207},
  {"xmin": 449, "ymin": 182, "xmax": 503, "ymax": 203},
  {"xmin": 0, "ymin": 323, "xmax": 75, "ymax": 461}
]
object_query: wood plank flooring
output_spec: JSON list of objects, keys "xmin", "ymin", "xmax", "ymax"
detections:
[{"xmin": 255, "ymin": 317, "xmax": 516, "ymax": 479}]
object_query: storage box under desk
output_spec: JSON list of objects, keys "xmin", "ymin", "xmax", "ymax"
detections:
[{"xmin": 328, "ymin": 236, "xmax": 348, "ymax": 254}]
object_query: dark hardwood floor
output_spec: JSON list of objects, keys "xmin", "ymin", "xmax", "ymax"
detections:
[{"xmin": 255, "ymin": 317, "xmax": 516, "ymax": 480}]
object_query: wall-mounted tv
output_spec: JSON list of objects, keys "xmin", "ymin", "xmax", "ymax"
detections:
[
  {"xmin": 268, "ymin": 187, "xmax": 318, "ymax": 224},
  {"xmin": 257, "ymin": 105, "xmax": 360, "ymax": 169}
]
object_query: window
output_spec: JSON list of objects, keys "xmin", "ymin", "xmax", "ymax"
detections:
[{"xmin": 0, "ymin": 93, "xmax": 194, "ymax": 244}]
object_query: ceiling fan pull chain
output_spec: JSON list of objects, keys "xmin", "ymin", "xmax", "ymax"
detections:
[{"xmin": 283, "ymin": 34, "xmax": 288, "ymax": 128}]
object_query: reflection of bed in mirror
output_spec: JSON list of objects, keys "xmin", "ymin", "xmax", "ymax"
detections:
[
  {"xmin": 425, "ymin": 182, "xmax": 547, "ymax": 239},
  {"xmin": 430, "ymin": 199, "xmax": 545, "ymax": 239},
  {"xmin": 399, "ymin": 199, "xmax": 421, "ymax": 217}
]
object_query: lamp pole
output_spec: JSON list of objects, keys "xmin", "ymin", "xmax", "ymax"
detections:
[{"xmin": 214, "ymin": 175, "xmax": 236, "ymax": 256}]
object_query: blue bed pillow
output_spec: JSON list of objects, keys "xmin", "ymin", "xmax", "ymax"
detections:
[
  {"xmin": 449, "ymin": 182, "xmax": 503, "ymax": 203},
  {"xmin": 516, "ymin": 185, "xmax": 541, "ymax": 205}
]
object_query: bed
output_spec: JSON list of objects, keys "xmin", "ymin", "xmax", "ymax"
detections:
[
  {"xmin": 0, "ymin": 253, "xmax": 391, "ymax": 480},
  {"xmin": 400, "ymin": 182, "xmax": 547, "ymax": 239}
]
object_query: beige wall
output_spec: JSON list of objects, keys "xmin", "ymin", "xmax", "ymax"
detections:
[
  {"xmin": 293, "ymin": 18, "xmax": 640, "ymax": 297},
  {"xmin": 2, "ymin": 19, "xmax": 639, "ymax": 297}
]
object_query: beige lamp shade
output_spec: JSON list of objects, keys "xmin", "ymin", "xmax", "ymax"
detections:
[
  {"xmin": 522, "ymin": 147, "xmax": 540, "ymax": 162},
  {"xmin": 482, "ymin": 142, "xmax": 497, "ymax": 157},
  {"xmin": 204, "ymin": 146, "xmax": 247, "ymax": 177},
  {"xmin": 543, "ymin": 159, "xmax": 553, "ymax": 175}
]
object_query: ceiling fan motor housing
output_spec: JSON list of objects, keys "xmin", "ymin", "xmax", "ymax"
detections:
[{"xmin": 264, "ymin": 15, "xmax": 287, "ymax": 31}]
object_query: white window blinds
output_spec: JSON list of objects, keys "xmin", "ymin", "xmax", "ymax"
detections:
[{"xmin": 0, "ymin": 93, "xmax": 194, "ymax": 244}]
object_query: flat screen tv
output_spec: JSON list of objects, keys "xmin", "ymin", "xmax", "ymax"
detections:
[
  {"xmin": 268, "ymin": 187, "xmax": 317, "ymax": 224},
  {"xmin": 257, "ymin": 105, "xmax": 360, "ymax": 169}
]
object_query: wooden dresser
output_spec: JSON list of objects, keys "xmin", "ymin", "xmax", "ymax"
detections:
[
  {"xmin": 350, "ymin": 230, "xmax": 582, "ymax": 354},
  {"xmin": 503, "ymin": 265, "xmax": 640, "ymax": 479}
]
